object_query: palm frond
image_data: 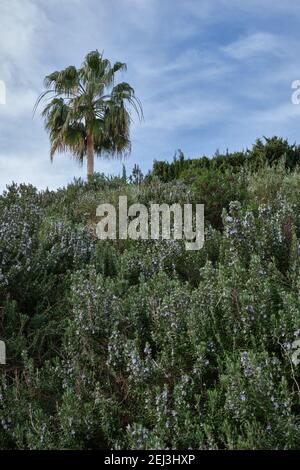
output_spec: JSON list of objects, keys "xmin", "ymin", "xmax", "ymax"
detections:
[{"xmin": 35, "ymin": 50, "xmax": 143, "ymax": 170}]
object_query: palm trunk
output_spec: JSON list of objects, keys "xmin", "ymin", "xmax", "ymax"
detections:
[{"xmin": 87, "ymin": 131, "xmax": 94, "ymax": 181}]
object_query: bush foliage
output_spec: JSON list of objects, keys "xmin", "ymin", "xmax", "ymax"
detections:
[{"xmin": 1, "ymin": 137, "xmax": 300, "ymax": 449}]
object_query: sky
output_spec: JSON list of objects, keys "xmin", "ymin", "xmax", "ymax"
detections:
[{"xmin": 1, "ymin": 0, "xmax": 300, "ymax": 192}]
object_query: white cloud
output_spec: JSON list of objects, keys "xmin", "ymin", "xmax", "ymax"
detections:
[
  {"xmin": 0, "ymin": 1, "xmax": 48, "ymax": 79},
  {"xmin": 252, "ymin": 102, "xmax": 300, "ymax": 124},
  {"xmin": 1, "ymin": 0, "xmax": 300, "ymax": 192},
  {"xmin": 0, "ymin": 0, "xmax": 49, "ymax": 123},
  {"xmin": 0, "ymin": 89, "xmax": 37, "ymax": 118},
  {"xmin": 143, "ymin": 96, "xmax": 231, "ymax": 131},
  {"xmin": 222, "ymin": 32, "xmax": 283, "ymax": 60},
  {"xmin": 0, "ymin": 1, "xmax": 38, "ymax": 62},
  {"xmin": 0, "ymin": 149, "xmax": 121, "ymax": 192}
]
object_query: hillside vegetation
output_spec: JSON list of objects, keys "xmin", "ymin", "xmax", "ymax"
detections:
[{"xmin": 1, "ymin": 136, "xmax": 300, "ymax": 449}]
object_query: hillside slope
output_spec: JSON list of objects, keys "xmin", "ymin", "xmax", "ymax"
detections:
[{"xmin": 0, "ymin": 139, "xmax": 300, "ymax": 449}]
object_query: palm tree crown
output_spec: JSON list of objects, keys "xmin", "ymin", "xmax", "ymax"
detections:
[{"xmin": 35, "ymin": 50, "xmax": 143, "ymax": 179}]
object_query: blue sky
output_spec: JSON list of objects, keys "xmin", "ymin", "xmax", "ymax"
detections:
[{"xmin": 1, "ymin": 0, "xmax": 300, "ymax": 191}]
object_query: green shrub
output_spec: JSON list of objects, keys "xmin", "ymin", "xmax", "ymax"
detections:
[{"xmin": 1, "ymin": 143, "xmax": 300, "ymax": 449}]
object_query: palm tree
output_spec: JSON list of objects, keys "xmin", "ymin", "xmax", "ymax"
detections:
[{"xmin": 35, "ymin": 50, "xmax": 143, "ymax": 180}]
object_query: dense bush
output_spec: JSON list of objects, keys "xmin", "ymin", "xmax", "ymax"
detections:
[
  {"xmin": 1, "ymin": 140, "xmax": 300, "ymax": 449},
  {"xmin": 152, "ymin": 136, "xmax": 300, "ymax": 183}
]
